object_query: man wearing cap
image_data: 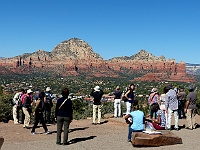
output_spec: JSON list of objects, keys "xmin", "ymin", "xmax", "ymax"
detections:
[
  {"xmin": 44, "ymin": 87, "xmax": 54, "ymax": 124},
  {"xmin": 165, "ymin": 84, "xmax": 179, "ymax": 130},
  {"xmin": 90, "ymin": 86, "xmax": 104, "ymax": 125},
  {"xmin": 12, "ymin": 89, "xmax": 25, "ymax": 124},
  {"xmin": 185, "ymin": 85, "xmax": 197, "ymax": 130},
  {"xmin": 177, "ymin": 87, "xmax": 186, "ymax": 119},
  {"xmin": 22, "ymin": 89, "xmax": 33, "ymax": 128}
]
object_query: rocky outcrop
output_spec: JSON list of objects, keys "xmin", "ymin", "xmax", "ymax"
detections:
[
  {"xmin": 0, "ymin": 38, "xmax": 195, "ymax": 82},
  {"xmin": 131, "ymin": 131, "xmax": 182, "ymax": 147}
]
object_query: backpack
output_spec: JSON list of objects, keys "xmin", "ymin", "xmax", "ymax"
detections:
[
  {"xmin": 9, "ymin": 99, "xmax": 16, "ymax": 106},
  {"xmin": 45, "ymin": 92, "xmax": 53, "ymax": 107},
  {"xmin": 37, "ymin": 98, "xmax": 45, "ymax": 112},
  {"xmin": 21, "ymin": 94, "xmax": 27, "ymax": 105}
]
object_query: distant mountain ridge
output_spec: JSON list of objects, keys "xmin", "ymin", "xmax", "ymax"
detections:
[
  {"xmin": 0, "ymin": 38, "xmax": 196, "ymax": 82},
  {"xmin": 186, "ymin": 63, "xmax": 200, "ymax": 75},
  {"xmin": 1, "ymin": 38, "xmax": 174, "ymax": 62}
]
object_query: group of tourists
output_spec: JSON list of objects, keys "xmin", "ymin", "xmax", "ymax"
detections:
[
  {"xmin": 12, "ymin": 87, "xmax": 54, "ymax": 130},
  {"xmin": 123, "ymin": 83, "xmax": 197, "ymax": 142},
  {"xmin": 11, "ymin": 83, "xmax": 198, "ymax": 145},
  {"xmin": 12, "ymin": 87, "xmax": 73, "ymax": 145}
]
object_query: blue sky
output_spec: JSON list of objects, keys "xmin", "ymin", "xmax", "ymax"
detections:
[{"xmin": 0, "ymin": 0, "xmax": 199, "ymax": 64}]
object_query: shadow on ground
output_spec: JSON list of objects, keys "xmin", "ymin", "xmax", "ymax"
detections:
[
  {"xmin": 51, "ymin": 126, "xmax": 89, "ymax": 134},
  {"xmin": 68, "ymin": 136, "xmax": 97, "ymax": 144}
]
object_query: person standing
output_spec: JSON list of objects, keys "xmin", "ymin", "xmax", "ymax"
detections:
[
  {"xmin": 44, "ymin": 87, "xmax": 54, "ymax": 124},
  {"xmin": 160, "ymin": 91, "xmax": 167, "ymax": 127},
  {"xmin": 31, "ymin": 92, "xmax": 51, "ymax": 134},
  {"xmin": 177, "ymin": 87, "xmax": 186, "ymax": 119},
  {"xmin": 185, "ymin": 85, "xmax": 197, "ymax": 130},
  {"xmin": 12, "ymin": 89, "xmax": 25, "ymax": 124},
  {"xmin": 148, "ymin": 88, "xmax": 160, "ymax": 119},
  {"xmin": 113, "ymin": 86, "xmax": 122, "ymax": 118},
  {"xmin": 55, "ymin": 88, "xmax": 73, "ymax": 145},
  {"xmin": 22, "ymin": 89, "xmax": 33, "ymax": 128},
  {"xmin": 90, "ymin": 86, "xmax": 104, "ymax": 125},
  {"xmin": 165, "ymin": 83, "xmax": 179, "ymax": 130},
  {"xmin": 124, "ymin": 84, "xmax": 135, "ymax": 115}
]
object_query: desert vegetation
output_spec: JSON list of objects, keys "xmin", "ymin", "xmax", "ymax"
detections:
[{"xmin": 0, "ymin": 73, "xmax": 200, "ymax": 122}]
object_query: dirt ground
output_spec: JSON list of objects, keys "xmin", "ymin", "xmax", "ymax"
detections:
[{"xmin": 1, "ymin": 115, "xmax": 200, "ymax": 150}]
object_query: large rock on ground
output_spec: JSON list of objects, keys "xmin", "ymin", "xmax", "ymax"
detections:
[
  {"xmin": 132, "ymin": 130, "xmax": 182, "ymax": 147},
  {"xmin": 104, "ymin": 113, "xmax": 114, "ymax": 119},
  {"xmin": 0, "ymin": 136, "xmax": 4, "ymax": 149}
]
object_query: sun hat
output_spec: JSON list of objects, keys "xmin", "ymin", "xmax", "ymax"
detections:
[
  {"xmin": 188, "ymin": 85, "xmax": 194, "ymax": 91},
  {"xmin": 27, "ymin": 89, "xmax": 33, "ymax": 94},
  {"xmin": 94, "ymin": 86, "xmax": 100, "ymax": 91},
  {"xmin": 46, "ymin": 87, "xmax": 51, "ymax": 92},
  {"xmin": 116, "ymin": 86, "xmax": 120, "ymax": 90},
  {"xmin": 165, "ymin": 83, "xmax": 173, "ymax": 90},
  {"xmin": 151, "ymin": 88, "xmax": 158, "ymax": 93}
]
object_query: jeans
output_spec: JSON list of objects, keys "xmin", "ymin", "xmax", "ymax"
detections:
[
  {"xmin": 150, "ymin": 104, "xmax": 157, "ymax": 119},
  {"xmin": 93, "ymin": 105, "xmax": 101, "ymax": 123},
  {"xmin": 167, "ymin": 108, "xmax": 179, "ymax": 129},
  {"xmin": 128, "ymin": 127, "xmax": 143, "ymax": 140},
  {"xmin": 186, "ymin": 109, "xmax": 196, "ymax": 129},
  {"xmin": 44, "ymin": 104, "xmax": 51, "ymax": 123},
  {"xmin": 114, "ymin": 99, "xmax": 121, "ymax": 117},
  {"xmin": 125, "ymin": 102, "xmax": 132, "ymax": 115},
  {"xmin": 178, "ymin": 101, "xmax": 186, "ymax": 118},
  {"xmin": 57, "ymin": 116, "xmax": 71, "ymax": 144}
]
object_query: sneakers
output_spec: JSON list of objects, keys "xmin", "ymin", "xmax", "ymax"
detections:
[
  {"xmin": 23, "ymin": 126, "xmax": 30, "ymax": 129},
  {"xmin": 56, "ymin": 142, "xmax": 61, "ymax": 145},
  {"xmin": 14, "ymin": 122, "xmax": 20, "ymax": 125},
  {"xmin": 45, "ymin": 130, "xmax": 51, "ymax": 134},
  {"xmin": 31, "ymin": 132, "xmax": 36, "ymax": 135},
  {"xmin": 185, "ymin": 127, "xmax": 193, "ymax": 130},
  {"xmin": 174, "ymin": 127, "xmax": 179, "ymax": 131}
]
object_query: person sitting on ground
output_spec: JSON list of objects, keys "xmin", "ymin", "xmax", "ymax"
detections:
[
  {"xmin": 31, "ymin": 92, "xmax": 51, "ymax": 135},
  {"xmin": 148, "ymin": 103, "xmax": 166, "ymax": 130},
  {"xmin": 124, "ymin": 100, "xmax": 145, "ymax": 142}
]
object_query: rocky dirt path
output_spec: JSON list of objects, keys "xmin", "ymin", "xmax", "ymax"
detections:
[{"xmin": 1, "ymin": 115, "xmax": 200, "ymax": 150}]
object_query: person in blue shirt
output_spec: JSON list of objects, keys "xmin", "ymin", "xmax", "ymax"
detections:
[{"xmin": 125, "ymin": 101, "xmax": 145, "ymax": 142}]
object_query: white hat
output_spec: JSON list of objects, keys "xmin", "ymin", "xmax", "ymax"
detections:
[
  {"xmin": 151, "ymin": 88, "xmax": 158, "ymax": 93},
  {"xmin": 27, "ymin": 89, "xmax": 33, "ymax": 94},
  {"xmin": 46, "ymin": 87, "xmax": 51, "ymax": 91},
  {"xmin": 94, "ymin": 86, "xmax": 100, "ymax": 91}
]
